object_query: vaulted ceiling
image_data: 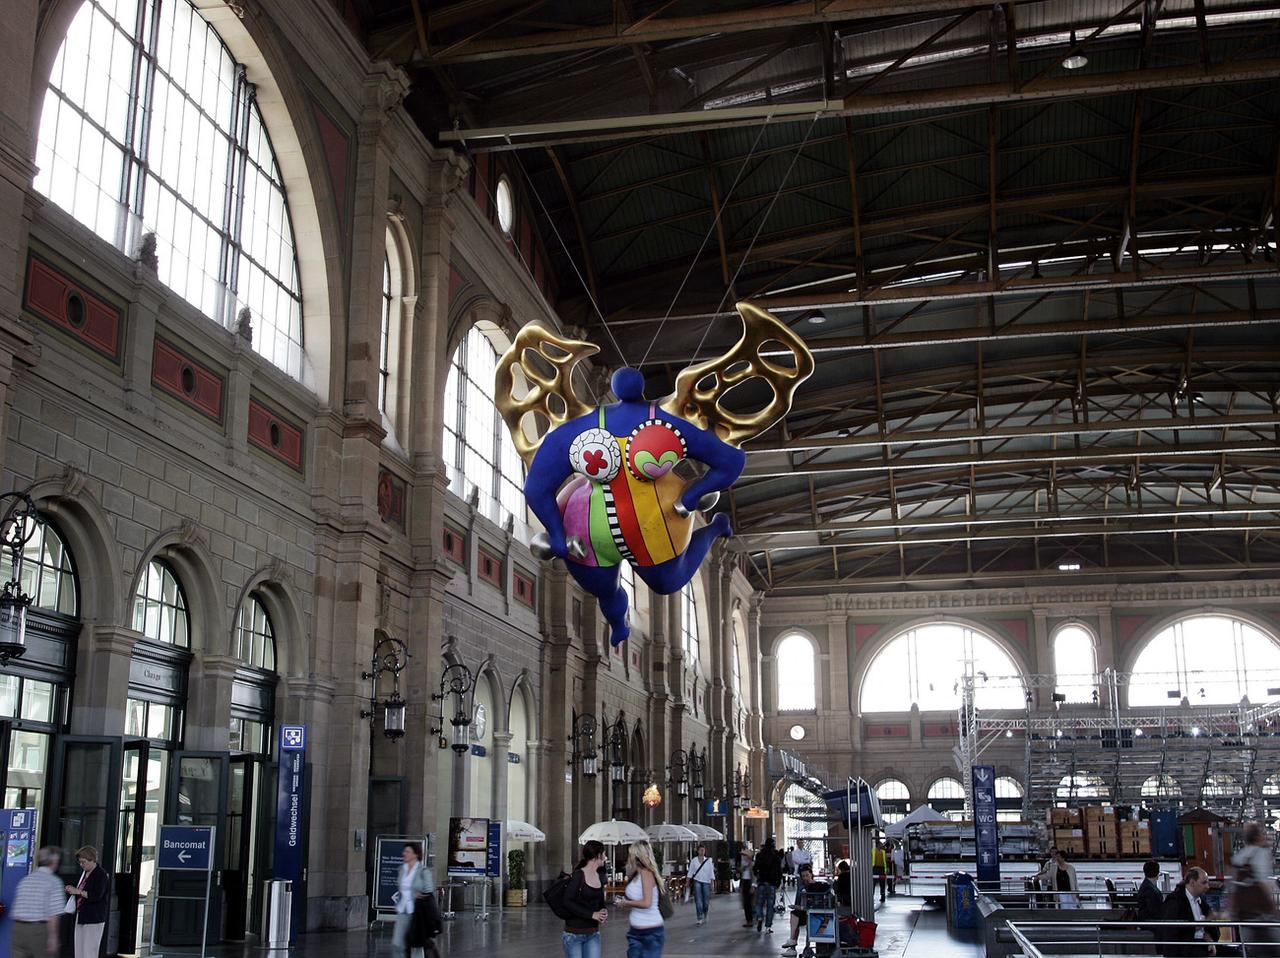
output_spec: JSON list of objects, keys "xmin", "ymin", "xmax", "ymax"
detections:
[{"xmin": 357, "ymin": 0, "xmax": 1280, "ymax": 593}]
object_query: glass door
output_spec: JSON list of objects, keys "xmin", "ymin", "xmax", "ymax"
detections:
[
  {"xmin": 157, "ymin": 752, "xmax": 228, "ymax": 945},
  {"xmin": 115, "ymin": 740, "xmax": 167, "ymax": 955},
  {"xmin": 222, "ymin": 755, "xmax": 260, "ymax": 940},
  {"xmin": 48, "ymin": 737, "xmax": 122, "ymax": 881}
]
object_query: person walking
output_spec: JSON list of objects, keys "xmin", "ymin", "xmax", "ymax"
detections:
[
  {"xmin": 687, "ymin": 844, "xmax": 714, "ymax": 925},
  {"xmin": 614, "ymin": 841, "xmax": 666, "ymax": 958},
  {"xmin": 872, "ymin": 840, "xmax": 889, "ymax": 904},
  {"xmin": 8, "ymin": 845, "xmax": 65, "ymax": 958},
  {"xmin": 737, "ymin": 845, "xmax": 755, "ymax": 927},
  {"xmin": 391, "ymin": 842, "xmax": 433, "ymax": 958},
  {"xmin": 64, "ymin": 846, "xmax": 110, "ymax": 958},
  {"xmin": 561, "ymin": 840, "xmax": 610, "ymax": 958},
  {"xmin": 1229, "ymin": 822, "xmax": 1280, "ymax": 955},
  {"xmin": 753, "ymin": 837, "xmax": 783, "ymax": 933}
]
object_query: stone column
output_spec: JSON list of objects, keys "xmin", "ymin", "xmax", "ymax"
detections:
[
  {"xmin": 69, "ymin": 625, "xmax": 135, "ymax": 735},
  {"xmin": 1095, "ymin": 606, "xmax": 1117, "ymax": 707},
  {"xmin": 1032, "ymin": 607, "xmax": 1051, "ymax": 708},
  {"xmin": 184, "ymin": 654, "xmax": 240, "ymax": 751}
]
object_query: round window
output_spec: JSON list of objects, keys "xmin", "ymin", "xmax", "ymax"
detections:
[
  {"xmin": 789, "ymin": 724, "xmax": 806, "ymax": 741},
  {"xmin": 495, "ymin": 176, "xmax": 515, "ymax": 235}
]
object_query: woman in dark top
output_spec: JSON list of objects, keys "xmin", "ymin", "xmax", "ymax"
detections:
[
  {"xmin": 562, "ymin": 840, "xmax": 610, "ymax": 958},
  {"xmin": 65, "ymin": 845, "xmax": 111, "ymax": 958}
]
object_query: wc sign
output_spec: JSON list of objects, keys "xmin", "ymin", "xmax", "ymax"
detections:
[{"xmin": 971, "ymin": 764, "xmax": 1000, "ymax": 883}]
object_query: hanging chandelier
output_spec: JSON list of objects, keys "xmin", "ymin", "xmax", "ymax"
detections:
[{"xmin": 642, "ymin": 782, "xmax": 662, "ymax": 808}]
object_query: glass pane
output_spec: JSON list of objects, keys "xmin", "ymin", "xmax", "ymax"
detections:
[
  {"xmin": 58, "ymin": 741, "xmax": 113, "ymax": 880},
  {"xmin": 20, "ymin": 680, "xmax": 55, "ymax": 723},
  {"xmin": 175, "ymin": 756, "xmax": 222, "ymax": 827},
  {"xmin": 0, "ymin": 674, "xmax": 18, "ymax": 718},
  {"xmin": 126, "ymin": 698, "xmax": 147, "ymax": 738},
  {"xmin": 7, "ymin": 730, "xmax": 50, "ymax": 812}
]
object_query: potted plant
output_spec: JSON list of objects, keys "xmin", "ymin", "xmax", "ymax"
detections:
[{"xmin": 506, "ymin": 848, "xmax": 528, "ymax": 906}]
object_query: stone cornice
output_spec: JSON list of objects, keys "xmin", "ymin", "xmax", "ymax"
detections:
[{"xmin": 760, "ymin": 579, "xmax": 1280, "ymax": 625}]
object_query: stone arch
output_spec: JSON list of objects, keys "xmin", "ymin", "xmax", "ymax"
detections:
[
  {"xmin": 507, "ymin": 669, "xmax": 538, "ymax": 743},
  {"xmin": 231, "ymin": 566, "xmax": 308, "ymax": 677},
  {"xmin": 27, "ymin": 475, "xmax": 124, "ymax": 626},
  {"xmin": 1119, "ymin": 607, "xmax": 1280, "ymax": 674},
  {"xmin": 472, "ymin": 655, "xmax": 506, "ymax": 731},
  {"xmin": 129, "ymin": 526, "xmax": 226, "ymax": 655},
  {"xmin": 30, "ymin": 0, "xmax": 342, "ymax": 400}
]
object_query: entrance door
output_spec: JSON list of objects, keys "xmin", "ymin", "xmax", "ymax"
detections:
[
  {"xmin": 222, "ymin": 755, "xmax": 261, "ymax": 940},
  {"xmin": 156, "ymin": 752, "xmax": 228, "ymax": 945},
  {"xmin": 114, "ymin": 739, "xmax": 152, "ymax": 955},
  {"xmin": 366, "ymin": 778, "xmax": 406, "ymax": 918}
]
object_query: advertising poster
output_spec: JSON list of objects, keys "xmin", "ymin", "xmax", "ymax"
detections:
[
  {"xmin": 446, "ymin": 817, "xmax": 489, "ymax": 877},
  {"xmin": 374, "ymin": 836, "xmax": 430, "ymax": 912}
]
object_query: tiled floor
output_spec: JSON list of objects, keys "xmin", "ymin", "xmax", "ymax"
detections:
[{"xmin": 184, "ymin": 893, "xmax": 985, "ymax": 958}]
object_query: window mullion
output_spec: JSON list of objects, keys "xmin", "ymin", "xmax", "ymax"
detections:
[
  {"xmin": 222, "ymin": 68, "xmax": 253, "ymax": 331},
  {"xmin": 122, "ymin": 0, "xmax": 162, "ymax": 253}
]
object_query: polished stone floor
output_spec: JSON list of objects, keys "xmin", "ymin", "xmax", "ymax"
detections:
[{"xmin": 181, "ymin": 893, "xmax": 983, "ymax": 958}]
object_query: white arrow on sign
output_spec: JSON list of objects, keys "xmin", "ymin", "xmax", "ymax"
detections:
[{"xmin": 178, "ymin": 850, "xmax": 190, "ymax": 864}]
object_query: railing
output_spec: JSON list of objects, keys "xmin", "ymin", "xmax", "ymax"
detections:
[{"xmin": 1006, "ymin": 919, "xmax": 1280, "ymax": 958}]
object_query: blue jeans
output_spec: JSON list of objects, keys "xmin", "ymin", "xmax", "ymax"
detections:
[
  {"xmin": 691, "ymin": 880, "xmax": 711, "ymax": 919},
  {"xmin": 562, "ymin": 930, "xmax": 602, "ymax": 958},
  {"xmin": 754, "ymin": 883, "xmax": 778, "ymax": 928},
  {"xmin": 626, "ymin": 925, "xmax": 666, "ymax": 958}
]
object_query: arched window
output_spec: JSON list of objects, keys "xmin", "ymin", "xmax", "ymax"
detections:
[
  {"xmin": 681, "ymin": 583, "xmax": 700, "ymax": 664},
  {"xmin": 35, "ymin": 0, "xmax": 305, "ymax": 378},
  {"xmin": 731, "ymin": 620, "xmax": 744, "ymax": 697},
  {"xmin": 782, "ymin": 783, "xmax": 828, "ymax": 873},
  {"xmin": 1056, "ymin": 771, "xmax": 1109, "ymax": 804},
  {"xmin": 1142, "ymin": 774, "xmax": 1182, "ymax": 802},
  {"xmin": 0, "ymin": 520, "xmax": 78, "ymax": 616},
  {"xmin": 1262, "ymin": 774, "xmax": 1280, "ymax": 819},
  {"xmin": 379, "ymin": 253, "xmax": 393, "ymax": 415},
  {"xmin": 507, "ymin": 691, "xmax": 529, "ymax": 824},
  {"xmin": 859, "ymin": 623, "xmax": 1024, "ymax": 713},
  {"xmin": 234, "ymin": 595, "xmax": 276, "ymax": 671},
  {"xmin": 1053, "ymin": 625, "xmax": 1097, "ymax": 703},
  {"xmin": 928, "ymin": 777, "xmax": 966, "ymax": 820},
  {"xmin": 132, "ymin": 560, "xmax": 189, "ymax": 647},
  {"xmin": 441, "ymin": 324, "xmax": 525, "ymax": 529},
  {"xmin": 468, "ymin": 679, "xmax": 495, "ymax": 819},
  {"xmin": 1128, "ymin": 615, "xmax": 1280, "ymax": 706},
  {"xmin": 875, "ymin": 779, "xmax": 910, "ymax": 824},
  {"xmin": 995, "ymin": 776, "xmax": 1024, "ymax": 822},
  {"xmin": 776, "ymin": 633, "xmax": 817, "ymax": 711},
  {"xmin": 1202, "ymin": 773, "xmax": 1243, "ymax": 799}
]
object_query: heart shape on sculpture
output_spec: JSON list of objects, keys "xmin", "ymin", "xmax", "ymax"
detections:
[{"xmin": 634, "ymin": 450, "xmax": 680, "ymax": 479}]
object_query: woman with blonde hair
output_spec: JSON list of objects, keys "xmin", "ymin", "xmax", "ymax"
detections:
[{"xmin": 613, "ymin": 840, "xmax": 666, "ymax": 958}]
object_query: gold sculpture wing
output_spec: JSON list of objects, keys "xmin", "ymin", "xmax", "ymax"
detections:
[
  {"xmin": 659, "ymin": 301, "xmax": 815, "ymax": 447},
  {"xmin": 495, "ymin": 324, "xmax": 599, "ymax": 466}
]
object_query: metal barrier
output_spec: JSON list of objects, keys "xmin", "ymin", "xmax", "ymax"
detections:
[{"xmin": 1006, "ymin": 918, "xmax": 1280, "ymax": 958}]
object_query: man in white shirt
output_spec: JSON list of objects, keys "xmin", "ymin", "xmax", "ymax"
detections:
[
  {"xmin": 1162, "ymin": 867, "xmax": 1220, "ymax": 957},
  {"xmin": 688, "ymin": 845, "xmax": 715, "ymax": 925},
  {"xmin": 791, "ymin": 845, "xmax": 812, "ymax": 872},
  {"xmin": 9, "ymin": 846, "xmax": 66, "ymax": 958}
]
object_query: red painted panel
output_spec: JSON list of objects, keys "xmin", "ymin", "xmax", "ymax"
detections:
[
  {"xmin": 443, "ymin": 527, "xmax": 466, "ymax": 563},
  {"xmin": 377, "ymin": 469, "xmax": 405, "ymax": 527},
  {"xmin": 1117, "ymin": 615, "xmax": 1151, "ymax": 646},
  {"xmin": 152, "ymin": 340, "xmax": 223, "ymax": 421},
  {"xmin": 866, "ymin": 724, "xmax": 909, "ymax": 738},
  {"xmin": 923, "ymin": 722, "xmax": 956, "ymax": 736},
  {"xmin": 854, "ymin": 623, "xmax": 881, "ymax": 653},
  {"xmin": 25, "ymin": 257, "xmax": 121, "ymax": 360},
  {"xmin": 478, "ymin": 548, "xmax": 503, "ymax": 586},
  {"xmin": 997, "ymin": 618, "xmax": 1029, "ymax": 647},
  {"xmin": 450, "ymin": 267, "xmax": 466, "ymax": 300},
  {"xmin": 514, "ymin": 572, "xmax": 536, "ymax": 607},
  {"xmin": 247, "ymin": 399, "xmax": 303, "ymax": 470},
  {"xmin": 311, "ymin": 104, "xmax": 350, "ymax": 224},
  {"xmin": 474, "ymin": 154, "xmax": 490, "ymax": 215}
]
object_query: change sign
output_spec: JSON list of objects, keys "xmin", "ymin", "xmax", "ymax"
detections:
[
  {"xmin": 158, "ymin": 825, "xmax": 214, "ymax": 871},
  {"xmin": 971, "ymin": 764, "xmax": 1000, "ymax": 884}
]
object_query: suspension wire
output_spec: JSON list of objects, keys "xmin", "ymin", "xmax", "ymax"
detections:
[
  {"xmin": 456, "ymin": 134, "xmax": 604, "ymax": 406},
  {"xmin": 638, "ymin": 116, "xmax": 775, "ymax": 369},
  {"xmin": 688, "ymin": 112, "xmax": 822, "ymax": 365},
  {"xmin": 506, "ymin": 138, "xmax": 632, "ymax": 371}
]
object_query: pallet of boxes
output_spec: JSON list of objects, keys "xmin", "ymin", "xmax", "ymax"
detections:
[{"xmin": 1048, "ymin": 806, "xmax": 1151, "ymax": 858}]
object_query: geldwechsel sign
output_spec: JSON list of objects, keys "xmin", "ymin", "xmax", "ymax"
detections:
[
  {"xmin": 275, "ymin": 725, "xmax": 307, "ymax": 941},
  {"xmin": 971, "ymin": 764, "xmax": 1000, "ymax": 884}
]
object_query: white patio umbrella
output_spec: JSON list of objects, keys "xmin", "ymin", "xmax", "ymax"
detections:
[
  {"xmin": 506, "ymin": 820, "xmax": 546, "ymax": 843},
  {"xmin": 645, "ymin": 823, "xmax": 698, "ymax": 844},
  {"xmin": 685, "ymin": 823, "xmax": 725, "ymax": 841},
  {"xmin": 578, "ymin": 819, "xmax": 650, "ymax": 846}
]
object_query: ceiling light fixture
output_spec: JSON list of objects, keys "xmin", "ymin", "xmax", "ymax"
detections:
[
  {"xmin": 1062, "ymin": 30, "xmax": 1088, "ymax": 69},
  {"xmin": 806, "ymin": 313, "xmax": 827, "ymax": 325},
  {"xmin": 1058, "ymin": 562, "xmax": 1081, "ymax": 571}
]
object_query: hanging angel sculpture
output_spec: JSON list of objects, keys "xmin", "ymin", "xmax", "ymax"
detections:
[{"xmin": 495, "ymin": 302, "xmax": 814, "ymax": 647}]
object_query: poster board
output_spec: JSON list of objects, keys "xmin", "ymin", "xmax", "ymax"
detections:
[
  {"xmin": 374, "ymin": 835, "xmax": 431, "ymax": 912},
  {"xmin": 446, "ymin": 817, "xmax": 489, "ymax": 877}
]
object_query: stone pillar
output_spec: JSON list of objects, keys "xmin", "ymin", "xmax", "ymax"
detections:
[
  {"xmin": 540, "ymin": 565, "xmax": 577, "ymax": 876},
  {"xmin": 70, "ymin": 625, "xmax": 135, "ymax": 735},
  {"xmin": 185, "ymin": 654, "xmax": 240, "ymax": 751},
  {"xmin": 1032, "ymin": 607, "xmax": 1051, "ymax": 708},
  {"xmin": 1096, "ymin": 606, "xmax": 1117, "ymax": 707}
]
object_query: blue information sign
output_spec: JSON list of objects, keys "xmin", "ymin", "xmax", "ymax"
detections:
[
  {"xmin": 486, "ymin": 821, "xmax": 503, "ymax": 878},
  {"xmin": 705, "ymin": 797, "xmax": 729, "ymax": 817},
  {"xmin": 971, "ymin": 764, "xmax": 1000, "ymax": 883},
  {"xmin": 275, "ymin": 724, "xmax": 307, "ymax": 942},
  {"xmin": 158, "ymin": 825, "xmax": 214, "ymax": 871},
  {"xmin": 1, "ymin": 808, "xmax": 38, "ymax": 958}
]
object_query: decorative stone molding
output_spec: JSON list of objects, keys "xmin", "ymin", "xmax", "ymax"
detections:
[{"xmin": 362, "ymin": 62, "xmax": 410, "ymax": 125}]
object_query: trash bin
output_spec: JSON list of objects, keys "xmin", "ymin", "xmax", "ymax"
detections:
[
  {"xmin": 263, "ymin": 879, "xmax": 292, "ymax": 950},
  {"xmin": 946, "ymin": 872, "xmax": 980, "ymax": 930}
]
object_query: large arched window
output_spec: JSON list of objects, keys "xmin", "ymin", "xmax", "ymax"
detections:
[
  {"xmin": 442, "ymin": 324, "xmax": 525, "ymax": 529},
  {"xmin": 379, "ymin": 253, "xmax": 393, "ymax": 415},
  {"xmin": 776, "ymin": 633, "xmax": 817, "ymax": 711},
  {"xmin": 35, "ymin": 0, "xmax": 305, "ymax": 378},
  {"xmin": 230, "ymin": 595, "xmax": 276, "ymax": 754},
  {"xmin": 731, "ymin": 620, "xmax": 744, "ymax": 697},
  {"xmin": 995, "ymin": 776, "xmax": 1024, "ymax": 822},
  {"xmin": 681, "ymin": 583, "xmax": 700, "ymax": 664},
  {"xmin": 1202, "ymin": 773, "xmax": 1243, "ymax": 800},
  {"xmin": 782, "ymin": 783, "xmax": 828, "ymax": 873},
  {"xmin": 0, "ymin": 520, "xmax": 78, "ymax": 616},
  {"xmin": 859, "ymin": 623, "xmax": 1024, "ymax": 712},
  {"xmin": 1056, "ymin": 771, "xmax": 1109, "ymax": 804},
  {"xmin": 234, "ymin": 595, "xmax": 276, "ymax": 671},
  {"xmin": 1142, "ymin": 774, "xmax": 1182, "ymax": 803},
  {"xmin": 132, "ymin": 559, "xmax": 189, "ymax": 647},
  {"xmin": 1053, "ymin": 625, "xmax": 1097, "ymax": 703},
  {"xmin": 875, "ymin": 779, "xmax": 910, "ymax": 824},
  {"xmin": 928, "ymin": 777, "xmax": 966, "ymax": 820},
  {"xmin": 507, "ymin": 691, "xmax": 530, "ymax": 824},
  {"xmin": 1128, "ymin": 615, "xmax": 1280, "ymax": 706}
]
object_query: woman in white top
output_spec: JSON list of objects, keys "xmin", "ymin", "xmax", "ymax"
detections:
[
  {"xmin": 614, "ymin": 840, "xmax": 666, "ymax": 958},
  {"xmin": 392, "ymin": 842, "xmax": 435, "ymax": 958},
  {"xmin": 1230, "ymin": 821, "xmax": 1279, "ymax": 951}
]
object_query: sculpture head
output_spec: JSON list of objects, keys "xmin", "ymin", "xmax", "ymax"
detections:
[{"xmin": 611, "ymin": 367, "xmax": 646, "ymax": 402}]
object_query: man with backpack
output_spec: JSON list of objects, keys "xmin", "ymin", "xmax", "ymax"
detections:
[{"xmin": 752, "ymin": 838, "xmax": 783, "ymax": 933}]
